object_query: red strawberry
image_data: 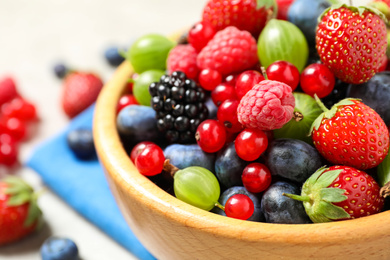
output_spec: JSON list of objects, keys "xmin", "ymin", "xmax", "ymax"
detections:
[
  {"xmin": 202, "ymin": 0, "xmax": 277, "ymax": 38},
  {"xmin": 0, "ymin": 77, "xmax": 18, "ymax": 106},
  {"xmin": 316, "ymin": 5, "xmax": 387, "ymax": 84},
  {"xmin": 0, "ymin": 177, "xmax": 42, "ymax": 245},
  {"xmin": 284, "ymin": 165, "xmax": 384, "ymax": 223},
  {"xmin": 61, "ymin": 72, "xmax": 103, "ymax": 118},
  {"xmin": 310, "ymin": 98, "xmax": 389, "ymax": 170}
]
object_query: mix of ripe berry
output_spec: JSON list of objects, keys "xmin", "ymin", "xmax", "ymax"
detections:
[
  {"xmin": 0, "ymin": 77, "xmax": 38, "ymax": 168},
  {"xmin": 116, "ymin": 0, "xmax": 390, "ymax": 223}
]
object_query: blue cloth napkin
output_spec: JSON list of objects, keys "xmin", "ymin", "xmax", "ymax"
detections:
[{"xmin": 26, "ymin": 105, "xmax": 155, "ymax": 260}]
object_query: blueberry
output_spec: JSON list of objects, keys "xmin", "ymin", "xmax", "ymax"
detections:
[
  {"xmin": 164, "ymin": 144, "xmax": 215, "ymax": 172},
  {"xmin": 205, "ymin": 97, "xmax": 217, "ymax": 119},
  {"xmin": 117, "ymin": 105, "xmax": 161, "ymax": 143},
  {"xmin": 53, "ymin": 63, "xmax": 68, "ymax": 79},
  {"xmin": 212, "ymin": 186, "xmax": 265, "ymax": 222},
  {"xmin": 67, "ymin": 128, "xmax": 96, "ymax": 160},
  {"xmin": 264, "ymin": 138, "xmax": 323, "ymax": 183},
  {"xmin": 215, "ymin": 142, "xmax": 247, "ymax": 189},
  {"xmin": 347, "ymin": 71, "xmax": 390, "ymax": 126},
  {"xmin": 288, "ymin": 0, "xmax": 330, "ymax": 47},
  {"xmin": 261, "ymin": 181, "xmax": 311, "ymax": 224},
  {"xmin": 104, "ymin": 46, "xmax": 125, "ymax": 67},
  {"xmin": 40, "ymin": 236, "xmax": 79, "ymax": 260},
  {"xmin": 321, "ymin": 78, "xmax": 349, "ymax": 108}
]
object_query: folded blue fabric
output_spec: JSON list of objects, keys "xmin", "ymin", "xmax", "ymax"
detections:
[{"xmin": 27, "ymin": 105, "xmax": 155, "ymax": 260}]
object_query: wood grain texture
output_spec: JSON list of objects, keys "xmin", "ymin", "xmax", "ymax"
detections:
[{"xmin": 93, "ymin": 61, "xmax": 390, "ymax": 260}]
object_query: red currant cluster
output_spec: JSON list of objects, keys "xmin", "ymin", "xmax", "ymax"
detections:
[{"xmin": 0, "ymin": 77, "xmax": 38, "ymax": 168}]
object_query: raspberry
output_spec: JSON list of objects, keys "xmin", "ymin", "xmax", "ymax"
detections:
[
  {"xmin": 196, "ymin": 26, "xmax": 258, "ymax": 76},
  {"xmin": 167, "ymin": 44, "xmax": 199, "ymax": 80},
  {"xmin": 237, "ymin": 80, "xmax": 295, "ymax": 130}
]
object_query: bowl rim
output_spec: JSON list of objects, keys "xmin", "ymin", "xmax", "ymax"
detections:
[{"xmin": 93, "ymin": 60, "xmax": 390, "ymax": 246}]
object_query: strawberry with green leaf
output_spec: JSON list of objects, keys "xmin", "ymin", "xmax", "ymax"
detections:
[
  {"xmin": 310, "ymin": 97, "xmax": 389, "ymax": 170},
  {"xmin": 316, "ymin": 4, "xmax": 387, "ymax": 84},
  {"xmin": 202, "ymin": 0, "xmax": 277, "ymax": 38},
  {"xmin": 284, "ymin": 165, "xmax": 384, "ymax": 223},
  {"xmin": 0, "ymin": 177, "xmax": 42, "ymax": 245}
]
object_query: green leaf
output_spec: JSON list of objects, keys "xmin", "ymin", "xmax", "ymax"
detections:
[
  {"xmin": 309, "ymin": 113, "xmax": 325, "ymax": 134},
  {"xmin": 24, "ymin": 198, "xmax": 42, "ymax": 227},
  {"xmin": 4, "ymin": 177, "xmax": 33, "ymax": 195},
  {"xmin": 304, "ymin": 166, "xmax": 327, "ymax": 189},
  {"xmin": 7, "ymin": 192, "xmax": 31, "ymax": 206},
  {"xmin": 256, "ymin": 0, "xmax": 277, "ymax": 11},
  {"xmin": 317, "ymin": 200, "xmax": 350, "ymax": 220},
  {"xmin": 320, "ymin": 188, "xmax": 348, "ymax": 203},
  {"xmin": 332, "ymin": 98, "xmax": 359, "ymax": 108},
  {"xmin": 314, "ymin": 169, "xmax": 343, "ymax": 189}
]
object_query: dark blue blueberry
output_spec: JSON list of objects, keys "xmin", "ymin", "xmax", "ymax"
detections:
[
  {"xmin": 117, "ymin": 105, "xmax": 161, "ymax": 143},
  {"xmin": 261, "ymin": 181, "xmax": 311, "ymax": 224},
  {"xmin": 212, "ymin": 186, "xmax": 265, "ymax": 222},
  {"xmin": 104, "ymin": 46, "xmax": 125, "ymax": 67},
  {"xmin": 67, "ymin": 128, "xmax": 96, "ymax": 160},
  {"xmin": 40, "ymin": 236, "xmax": 79, "ymax": 260},
  {"xmin": 347, "ymin": 71, "xmax": 390, "ymax": 126},
  {"xmin": 215, "ymin": 142, "xmax": 247, "ymax": 189},
  {"xmin": 288, "ymin": 0, "xmax": 330, "ymax": 47},
  {"xmin": 264, "ymin": 138, "xmax": 323, "ymax": 183},
  {"xmin": 164, "ymin": 143, "xmax": 215, "ymax": 172},
  {"xmin": 205, "ymin": 97, "xmax": 218, "ymax": 119},
  {"xmin": 321, "ymin": 78, "xmax": 349, "ymax": 108},
  {"xmin": 53, "ymin": 63, "xmax": 68, "ymax": 79}
]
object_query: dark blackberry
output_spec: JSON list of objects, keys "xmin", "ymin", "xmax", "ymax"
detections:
[
  {"xmin": 149, "ymin": 71, "xmax": 208, "ymax": 143},
  {"xmin": 320, "ymin": 78, "xmax": 349, "ymax": 108}
]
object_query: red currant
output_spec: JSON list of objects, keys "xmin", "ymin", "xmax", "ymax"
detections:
[
  {"xmin": 2, "ymin": 117, "xmax": 26, "ymax": 141},
  {"xmin": 0, "ymin": 142, "xmax": 18, "ymax": 167},
  {"xmin": 2, "ymin": 98, "xmax": 37, "ymax": 122},
  {"xmin": 276, "ymin": 0, "xmax": 295, "ymax": 20},
  {"xmin": 224, "ymin": 74, "xmax": 239, "ymax": 86},
  {"xmin": 242, "ymin": 163, "xmax": 272, "ymax": 193},
  {"xmin": 195, "ymin": 119, "xmax": 226, "ymax": 153},
  {"xmin": 188, "ymin": 21, "xmax": 216, "ymax": 53},
  {"xmin": 217, "ymin": 99, "xmax": 243, "ymax": 133},
  {"xmin": 224, "ymin": 194, "xmax": 254, "ymax": 220},
  {"xmin": 235, "ymin": 70, "xmax": 264, "ymax": 99},
  {"xmin": 117, "ymin": 94, "xmax": 139, "ymax": 114},
  {"xmin": 235, "ymin": 129, "xmax": 268, "ymax": 161},
  {"xmin": 130, "ymin": 141, "xmax": 154, "ymax": 163},
  {"xmin": 135, "ymin": 143, "xmax": 165, "ymax": 176},
  {"xmin": 198, "ymin": 69, "xmax": 222, "ymax": 91},
  {"xmin": 266, "ymin": 61, "xmax": 300, "ymax": 91},
  {"xmin": 300, "ymin": 63, "xmax": 335, "ymax": 98},
  {"xmin": 211, "ymin": 83, "xmax": 237, "ymax": 107}
]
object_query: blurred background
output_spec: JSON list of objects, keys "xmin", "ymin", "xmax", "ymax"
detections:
[
  {"xmin": 0, "ymin": 0, "xmax": 374, "ymax": 259},
  {"xmin": 0, "ymin": 0, "xmax": 206, "ymax": 259}
]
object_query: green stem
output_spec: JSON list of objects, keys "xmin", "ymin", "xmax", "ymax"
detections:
[
  {"xmin": 260, "ymin": 67, "xmax": 268, "ymax": 80},
  {"xmin": 314, "ymin": 94, "xmax": 329, "ymax": 113},
  {"xmin": 283, "ymin": 193, "xmax": 311, "ymax": 202},
  {"xmin": 215, "ymin": 201, "xmax": 225, "ymax": 211}
]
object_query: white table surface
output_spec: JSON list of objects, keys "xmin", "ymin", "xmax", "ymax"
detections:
[
  {"xmin": 0, "ymin": 1, "xmax": 206, "ymax": 259},
  {"xmin": 0, "ymin": 0, "xmax": 371, "ymax": 259}
]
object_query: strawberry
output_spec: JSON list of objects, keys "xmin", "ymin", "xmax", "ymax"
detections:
[
  {"xmin": 0, "ymin": 77, "xmax": 18, "ymax": 107},
  {"xmin": 284, "ymin": 165, "xmax": 384, "ymax": 223},
  {"xmin": 310, "ymin": 98, "xmax": 389, "ymax": 170},
  {"xmin": 61, "ymin": 72, "xmax": 103, "ymax": 118},
  {"xmin": 201, "ymin": 0, "xmax": 277, "ymax": 38},
  {"xmin": 316, "ymin": 4, "xmax": 387, "ymax": 84},
  {"xmin": 0, "ymin": 177, "xmax": 42, "ymax": 245}
]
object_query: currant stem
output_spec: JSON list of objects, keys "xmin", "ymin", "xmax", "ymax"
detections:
[
  {"xmin": 314, "ymin": 94, "xmax": 329, "ymax": 113},
  {"xmin": 380, "ymin": 181, "xmax": 390, "ymax": 198},
  {"xmin": 215, "ymin": 201, "xmax": 225, "ymax": 211},
  {"xmin": 292, "ymin": 111, "xmax": 304, "ymax": 122},
  {"xmin": 260, "ymin": 67, "xmax": 268, "ymax": 80},
  {"xmin": 282, "ymin": 193, "xmax": 311, "ymax": 202},
  {"xmin": 163, "ymin": 159, "xmax": 179, "ymax": 177}
]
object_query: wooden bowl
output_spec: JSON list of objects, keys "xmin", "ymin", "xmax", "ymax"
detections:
[{"xmin": 93, "ymin": 61, "xmax": 390, "ymax": 259}]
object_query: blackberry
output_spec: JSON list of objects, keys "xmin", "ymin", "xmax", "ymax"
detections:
[{"xmin": 149, "ymin": 71, "xmax": 208, "ymax": 143}]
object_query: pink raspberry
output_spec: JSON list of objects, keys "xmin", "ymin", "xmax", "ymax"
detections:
[
  {"xmin": 167, "ymin": 44, "xmax": 199, "ymax": 80},
  {"xmin": 237, "ymin": 80, "xmax": 295, "ymax": 130},
  {"xmin": 196, "ymin": 26, "xmax": 258, "ymax": 76}
]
